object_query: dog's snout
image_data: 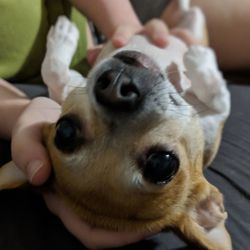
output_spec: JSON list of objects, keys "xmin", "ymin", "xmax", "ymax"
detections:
[
  {"xmin": 95, "ymin": 69, "xmax": 142, "ymax": 111},
  {"xmin": 94, "ymin": 50, "xmax": 164, "ymax": 112}
]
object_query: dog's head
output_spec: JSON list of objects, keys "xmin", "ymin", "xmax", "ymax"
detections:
[{"xmin": 44, "ymin": 37, "xmax": 231, "ymax": 249}]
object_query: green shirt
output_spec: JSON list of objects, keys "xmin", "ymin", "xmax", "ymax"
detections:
[{"xmin": 0, "ymin": 0, "xmax": 88, "ymax": 83}]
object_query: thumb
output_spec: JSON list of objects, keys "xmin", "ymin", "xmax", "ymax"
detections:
[{"xmin": 11, "ymin": 97, "xmax": 61, "ymax": 185}]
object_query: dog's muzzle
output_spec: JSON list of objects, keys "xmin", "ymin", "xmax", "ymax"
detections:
[{"xmin": 94, "ymin": 51, "xmax": 163, "ymax": 112}]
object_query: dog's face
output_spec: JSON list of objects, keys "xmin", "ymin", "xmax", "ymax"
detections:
[{"xmin": 45, "ymin": 46, "xmax": 231, "ymax": 249}]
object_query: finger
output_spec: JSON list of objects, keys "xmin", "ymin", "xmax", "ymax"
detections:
[
  {"xmin": 44, "ymin": 192, "xmax": 158, "ymax": 249},
  {"xmin": 87, "ymin": 45, "xmax": 103, "ymax": 65},
  {"xmin": 170, "ymin": 28, "xmax": 198, "ymax": 46},
  {"xmin": 11, "ymin": 97, "xmax": 61, "ymax": 185},
  {"xmin": 112, "ymin": 25, "xmax": 141, "ymax": 48},
  {"xmin": 143, "ymin": 19, "xmax": 169, "ymax": 48}
]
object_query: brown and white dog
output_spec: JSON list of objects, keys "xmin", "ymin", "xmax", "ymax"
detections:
[{"xmin": 0, "ymin": 0, "xmax": 231, "ymax": 249}]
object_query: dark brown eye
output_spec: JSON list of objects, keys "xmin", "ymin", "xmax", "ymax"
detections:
[
  {"xmin": 54, "ymin": 115, "xmax": 83, "ymax": 153},
  {"xmin": 142, "ymin": 151, "xmax": 179, "ymax": 185}
]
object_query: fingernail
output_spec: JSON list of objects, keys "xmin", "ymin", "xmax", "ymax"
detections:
[{"xmin": 27, "ymin": 160, "xmax": 43, "ymax": 182}]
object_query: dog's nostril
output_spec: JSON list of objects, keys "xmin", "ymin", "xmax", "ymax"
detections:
[{"xmin": 120, "ymin": 83, "xmax": 140, "ymax": 98}]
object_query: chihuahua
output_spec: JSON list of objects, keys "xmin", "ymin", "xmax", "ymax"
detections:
[{"xmin": 0, "ymin": 0, "xmax": 231, "ymax": 249}]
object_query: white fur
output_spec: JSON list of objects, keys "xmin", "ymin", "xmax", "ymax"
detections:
[
  {"xmin": 41, "ymin": 16, "xmax": 86, "ymax": 103},
  {"xmin": 178, "ymin": 0, "xmax": 190, "ymax": 12}
]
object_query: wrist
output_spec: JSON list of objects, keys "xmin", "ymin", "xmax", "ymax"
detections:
[
  {"xmin": 71, "ymin": 0, "xmax": 142, "ymax": 39},
  {"xmin": 4, "ymin": 99, "xmax": 30, "ymax": 140}
]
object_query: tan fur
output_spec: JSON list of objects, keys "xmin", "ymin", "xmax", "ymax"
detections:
[
  {"xmin": 41, "ymin": 86, "xmax": 231, "ymax": 249},
  {"xmin": 44, "ymin": 93, "xmax": 197, "ymax": 232}
]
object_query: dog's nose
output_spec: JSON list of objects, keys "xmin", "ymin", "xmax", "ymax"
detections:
[
  {"xmin": 94, "ymin": 51, "xmax": 162, "ymax": 112},
  {"xmin": 95, "ymin": 69, "xmax": 141, "ymax": 111}
]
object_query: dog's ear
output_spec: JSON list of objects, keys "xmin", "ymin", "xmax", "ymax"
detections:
[
  {"xmin": 0, "ymin": 161, "xmax": 27, "ymax": 190},
  {"xmin": 166, "ymin": 62, "xmax": 191, "ymax": 93},
  {"xmin": 176, "ymin": 180, "xmax": 232, "ymax": 250}
]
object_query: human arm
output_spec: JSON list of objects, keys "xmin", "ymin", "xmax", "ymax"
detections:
[
  {"xmin": 70, "ymin": 0, "xmax": 169, "ymax": 47},
  {"xmin": 0, "ymin": 80, "xmax": 52, "ymax": 184},
  {"xmin": 0, "ymin": 79, "xmax": 29, "ymax": 140},
  {"xmin": 161, "ymin": 0, "xmax": 250, "ymax": 70},
  {"xmin": 70, "ymin": 0, "xmax": 141, "ymax": 39},
  {"xmin": 191, "ymin": 0, "xmax": 250, "ymax": 70}
]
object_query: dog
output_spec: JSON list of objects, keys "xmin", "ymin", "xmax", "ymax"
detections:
[{"xmin": 0, "ymin": 0, "xmax": 232, "ymax": 249}]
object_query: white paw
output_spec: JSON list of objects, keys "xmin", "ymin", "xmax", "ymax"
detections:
[
  {"xmin": 41, "ymin": 57, "xmax": 70, "ymax": 103},
  {"xmin": 178, "ymin": 7, "xmax": 205, "ymax": 41},
  {"xmin": 42, "ymin": 16, "xmax": 80, "ymax": 103},
  {"xmin": 178, "ymin": 0, "xmax": 190, "ymax": 12},
  {"xmin": 184, "ymin": 46, "xmax": 230, "ymax": 114},
  {"xmin": 184, "ymin": 45, "xmax": 218, "ymax": 72},
  {"xmin": 46, "ymin": 16, "xmax": 79, "ymax": 65}
]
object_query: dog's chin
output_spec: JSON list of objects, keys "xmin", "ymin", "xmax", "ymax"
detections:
[
  {"xmin": 55, "ymin": 188, "xmax": 177, "ymax": 232},
  {"xmin": 51, "ymin": 165, "xmax": 188, "ymax": 233}
]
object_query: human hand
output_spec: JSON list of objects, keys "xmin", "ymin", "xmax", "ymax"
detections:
[
  {"xmin": 11, "ymin": 97, "xmax": 60, "ymax": 185},
  {"xmin": 44, "ymin": 192, "xmax": 157, "ymax": 249},
  {"xmin": 87, "ymin": 19, "xmax": 170, "ymax": 65},
  {"xmin": 112, "ymin": 18, "xmax": 169, "ymax": 48},
  {"xmin": 11, "ymin": 97, "xmax": 155, "ymax": 249}
]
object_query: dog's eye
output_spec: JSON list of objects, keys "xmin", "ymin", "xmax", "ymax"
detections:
[
  {"xmin": 143, "ymin": 151, "xmax": 179, "ymax": 185},
  {"xmin": 54, "ymin": 116, "xmax": 83, "ymax": 152}
]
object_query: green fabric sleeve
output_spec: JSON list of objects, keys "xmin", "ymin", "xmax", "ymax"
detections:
[{"xmin": 0, "ymin": 0, "xmax": 89, "ymax": 83}]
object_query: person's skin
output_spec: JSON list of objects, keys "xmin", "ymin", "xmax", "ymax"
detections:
[
  {"xmin": 0, "ymin": 80, "xmax": 29, "ymax": 140},
  {"xmin": 0, "ymin": 79, "xmax": 58, "ymax": 184},
  {"xmin": 70, "ymin": 0, "xmax": 169, "ymax": 48},
  {"xmin": 161, "ymin": 0, "xmax": 250, "ymax": 70}
]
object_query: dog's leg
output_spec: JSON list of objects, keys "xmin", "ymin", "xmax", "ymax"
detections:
[
  {"xmin": 184, "ymin": 46, "xmax": 230, "ymax": 113},
  {"xmin": 178, "ymin": 0, "xmax": 190, "ymax": 12},
  {"xmin": 176, "ymin": 0, "xmax": 208, "ymax": 46},
  {"xmin": 174, "ymin": 1, "xmax": 229, "ymax": 166},
  {"xmin": 41, "ymin": 16, "xmax": 87, "ymax": 104},
  {"xmin": 184, "ymin": 46, "xmax": 230, "ymax": 166}
]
